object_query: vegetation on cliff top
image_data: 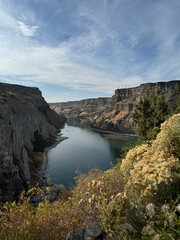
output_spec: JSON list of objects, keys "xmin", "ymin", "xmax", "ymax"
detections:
[
  {"xmin": 133, "ymin": 91, "xmax": 179, "ymax": 140},
  {"xmin": 0, "ymin": 114, "xmax": 179, "ymax": 239}
]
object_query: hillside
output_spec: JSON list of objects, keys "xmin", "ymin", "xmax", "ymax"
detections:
[
  {"xmin": 50, "ymin": 81, "xmax": 180, "ymax": 133},
  {"xmin": 0, "ymin": 83, "xmax": 66, "ymax": 202}
]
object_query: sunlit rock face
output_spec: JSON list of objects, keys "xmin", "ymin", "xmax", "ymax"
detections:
[
  {"xmin": 0, "ymin": 83, "xmax": 65, "ymax": 202},
  {"xmin": 50, "ymin": 81, "xmax": 180, "ymax": 134}
]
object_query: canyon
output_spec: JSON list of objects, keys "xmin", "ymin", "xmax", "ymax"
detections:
[
  {"xmin": 0, "ymin": 80, "xmax": 179, "ymax": 202},
  {"xmin": 50, "ymin": 80, "xmax": 180, "ymax": 134}
]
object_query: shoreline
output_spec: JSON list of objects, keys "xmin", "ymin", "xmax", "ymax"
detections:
[
  {"xmin": 43, "ymin": 135, "xmax": 68, "ymax": 169},
  {"xmin": 91, "ymin": 127, "xmax": 138, "ymax": 137},
  {"xmin": 38, "ymin": 135, "xmax": 68, "ymax": 187},
  {"xmin": 65, "ymin": 122, "xmax": 138, "ymax": 137}
]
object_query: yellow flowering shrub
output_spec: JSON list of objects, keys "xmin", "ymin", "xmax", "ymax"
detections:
[
  {"xmin": 153, "ymin": 113, "xmax": 180, "ymax": 151},
  {"xmin": 120, "ymin": 143, "xmax": 149, "ymax": 181},
  {"xmin": 73, "ymin": 169, "xmax": 129, "ymax": 238},
  {"xmin": 122, "ymin": 114, "xmax": 180, "ymax": 204},
  {"xmin": 0, "ymin": 192, "xmax": 95, "ymax": 240}
]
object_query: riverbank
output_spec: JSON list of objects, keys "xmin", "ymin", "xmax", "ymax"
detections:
[
  {"xmin": 91, "ymin": 127, "xmax": 138, "ymax": 137},
  {"xmin": 42, "ymin": 135, "xmax": 68, "ymax": 185},
  {"xmin": 43, "ymin": 135, "xmax": 68, "ymax": 171},
  {"xmin": 64, "ymin": 121, "xmax": 138, "ymax": 137},
  {"xmin": 30, "ymin": 135, "xmax": 68, "ymax": 188}
]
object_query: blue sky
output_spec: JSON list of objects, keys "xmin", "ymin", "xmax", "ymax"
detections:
[{"xmin": 0, "ymin": 0, "xmax": 180, "ymax": 102}]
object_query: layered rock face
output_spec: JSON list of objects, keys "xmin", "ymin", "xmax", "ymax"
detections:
[
  {"xmin": 113, "ymin": 81, "xmax": 180, "ymax": 101},
  {"xmin": 50, "ymin": 81, "xmax": 180, "ymax": 133},
  {"xmin": 51, "ymin": 98, "xmax": 111, "ymax": 126},
  {"xmin": 0, "ymin": 83, "xmax": 65, "ymax": 202}
]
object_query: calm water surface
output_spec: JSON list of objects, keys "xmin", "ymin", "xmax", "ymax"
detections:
[{"xmin": 46, "ymin": 125, "xmax": 136, "ymax": 187}]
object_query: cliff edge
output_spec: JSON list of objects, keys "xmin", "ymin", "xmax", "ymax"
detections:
[
  {"xmin": 50, "ymin": 80, "xmax": 180, "ymax": 133},
  {"xmin": 0, "ymin": 83, "xmax": 65, "ymax": 202}
]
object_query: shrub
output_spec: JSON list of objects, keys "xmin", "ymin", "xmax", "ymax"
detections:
[{"xmin": 122, "ymin": 114, "xmax": 180, "ymax": 206}]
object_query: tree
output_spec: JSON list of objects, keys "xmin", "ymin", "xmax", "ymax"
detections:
[{"xmin": 133, "ymin": 93, "xmax": 170, "ymax": 140}]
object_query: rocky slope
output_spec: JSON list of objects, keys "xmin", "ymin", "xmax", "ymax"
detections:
[
  {"xmin": 50, "ymin": 80, "xmax": 180, "ymax": 133},
  {"xmin": 0, "ymin": 83, "xmax": 66, "ymax": 202}
]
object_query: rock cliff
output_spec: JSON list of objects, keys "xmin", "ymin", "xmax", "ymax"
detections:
[
  {"xmin": 50, "ymin": 81, "xmax": 180, "ymax": 133},
  {"xmin": 0, "ymin": 83, "xmax": 65, "ymax": 202}
]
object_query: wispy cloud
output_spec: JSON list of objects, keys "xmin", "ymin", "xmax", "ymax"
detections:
[
  {"xmin": 17, "ymin": 21, "xmax": 38, "ymax": 37},
  {"xmin": 0, "ymin": 0, "xmax": 179, "ymax": 101}
]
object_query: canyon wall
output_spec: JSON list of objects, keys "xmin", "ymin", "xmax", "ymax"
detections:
[
  {"xmin": 50, "ymin": 81, "xmax": 180, "ymax": 133},
  {"xmin": 0, "ymin": 83, "xmax": 65, "ymax": 202}
]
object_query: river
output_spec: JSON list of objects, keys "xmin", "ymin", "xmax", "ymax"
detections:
[{"xmin": 46, "ymin": 124, "xmax": 136, "ymax": 187}]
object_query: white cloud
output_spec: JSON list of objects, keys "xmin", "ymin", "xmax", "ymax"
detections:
[
  {"xmin": 17, "ymin": 21, "xmax": 38, "ymax": 37},
  {"xmin": 0, "ymin": 0, "xmax": 180, "ymax": 102}
]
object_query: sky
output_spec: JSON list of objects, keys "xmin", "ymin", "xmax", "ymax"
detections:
[{"xmin": 0, "ymin": 0, "xmax": 180, "ymax": 102}]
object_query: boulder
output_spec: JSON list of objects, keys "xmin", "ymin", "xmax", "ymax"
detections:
[{"xmin": 66, "ymin": 220, "xmax": 105, "ymax": 240}]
